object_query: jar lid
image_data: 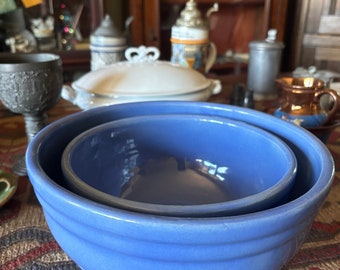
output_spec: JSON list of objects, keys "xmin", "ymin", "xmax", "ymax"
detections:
[
  {"xmin": 92, "ymin": 14, "xmax": 124, "ymax": 38},
  {"xmin": 249, "ymin": 29, "xmax": 285, "ymax": 50},
  {"xmin": 175, "ymin": 0, "xmax": 206, "ymax": 28}
]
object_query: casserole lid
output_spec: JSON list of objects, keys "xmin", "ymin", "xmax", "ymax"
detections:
[{"xmin": 72, "ymin": 46, "xmax": 212, "ymax": 97}]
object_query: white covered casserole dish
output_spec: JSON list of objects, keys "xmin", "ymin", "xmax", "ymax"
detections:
[{"xmin": 62, "ymin": 46, "xmax": 221, "ymax": 110}]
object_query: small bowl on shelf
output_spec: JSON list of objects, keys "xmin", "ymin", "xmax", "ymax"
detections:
[{"xmin": 61, "ymin": 114, "xmax": 297, "ymax": 217}]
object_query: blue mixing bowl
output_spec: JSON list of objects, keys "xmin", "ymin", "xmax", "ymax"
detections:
[
  {"xmin": 26, "ymin": 101, "xmax": 334, "ymax": 270},
  {"xmin": 61, "ymin": 114, "xmax": 297, "ymax": 217}
]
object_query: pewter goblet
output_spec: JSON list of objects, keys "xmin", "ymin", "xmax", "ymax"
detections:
[{"xmin": 0, "ymin": 53, "xmax": 63, "ymax": 176}]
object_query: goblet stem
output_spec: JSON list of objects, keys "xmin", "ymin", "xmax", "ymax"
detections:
[
  {"xmin": 12, "ymin": 113, "xmax": 47, "ymax": 176},
  {"xmin": 24, "ymin": 113, "xmax": 47, "ymax": 143}
]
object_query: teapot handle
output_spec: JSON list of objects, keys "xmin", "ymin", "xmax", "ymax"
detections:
[
  {"xmin": 314, "ymin": 89, "xmax": 340, "ymax": 124},
  {"xmin": 205, "ymin": 42, "xmax": 217, "ymax": 74}
]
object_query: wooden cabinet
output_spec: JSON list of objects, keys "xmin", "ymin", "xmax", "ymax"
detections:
[{"xmin": 128, "ymin": 0, "xmax": 289, "ymax": 73}]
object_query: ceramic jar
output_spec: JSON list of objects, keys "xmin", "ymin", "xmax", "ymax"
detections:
[
  {"xmin": 274, "ymin": 77, "xmax": 340, "ymax": 128},
  {"xmin": 170, "ymin": 0, "xmax": 218, "ymax": 73},
  {"xmin": 90, "ymin": 15, "xmax": 127, "ymax": 71}
]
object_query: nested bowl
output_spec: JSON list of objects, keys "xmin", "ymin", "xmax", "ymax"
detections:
[
  {"xmin": 26, "ymin": 101, "xmax": 334, "ymax": 270},
  {"xmin": 61, "ymin": 114, "xmax": 297, "ymax": 217}
]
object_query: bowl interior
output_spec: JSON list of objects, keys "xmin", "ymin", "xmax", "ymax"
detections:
[
  {"xmin": 34, "ymin": 102, "xmax": 332, "ymax": 203},
  {"xmin": 61, "ymin": 114, "xmax": 296, "ymax": 216}
]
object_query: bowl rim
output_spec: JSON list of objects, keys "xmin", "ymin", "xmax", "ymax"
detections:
[
  {"xmin": 26, "ymin": 101, "xmax": 334, "ymax": 232},
  {"xmin": 61, "ymin": 113, "xmax": 297, "ymax": 217},
  {"xmin": 0, "ymin": 53, "xmax": 61, "ymax": 71}
]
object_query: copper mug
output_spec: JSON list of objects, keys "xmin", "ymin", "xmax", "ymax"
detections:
[{"xmin": 274, "ymin": 77, "xmax": 340, "ymax": 128}]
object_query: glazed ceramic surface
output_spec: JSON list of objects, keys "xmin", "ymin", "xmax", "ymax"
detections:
[
  {"xmin": 90, "ymin": 15, "xmax": 127, "ymax": 71},
  {"xmin": 62, "ymin": 84, "xmax": 218, "ymax": 110},
  {"xmin": 61, "ymin": 46, "xmax": 221, "ymax": 110},
  {"xmin": 170, "ymin": 0, "xmax": 218, "ymax": 73},
  {"xmin": 26, "ymin": 101, "xmax": 334, "ymax": 270},
  {"xmin": 61, "ymin": 114, "xmax": 296, "ymax": 217},
  {"xmin": 0, "ymin": 170, "xmax": 18, "ymax": 207},
  {"xmin": 274, "ymin": 77, "xmax": 340, "ymax": 128}
]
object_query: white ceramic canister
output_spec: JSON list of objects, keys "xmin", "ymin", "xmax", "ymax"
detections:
[
  {"xmin": 90, "ymin": 15, "xmax": 127, "ymax": 71},
  {"xmin": 247, "ymin": 29, "xmax": 284, "ymax": 100},
  {"xmin": 170, "ymin": 0, "xmax": 218, "ymax": 74}
]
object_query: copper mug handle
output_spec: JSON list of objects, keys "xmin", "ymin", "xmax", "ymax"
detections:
[{"xmin": 314, "ymin": 89, "xmax": 340, "ymax": 124}]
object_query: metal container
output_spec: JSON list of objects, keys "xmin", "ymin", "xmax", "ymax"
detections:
[{"xmin": 247, "ymin": 29, "xmax": 284, "ymax": 100}]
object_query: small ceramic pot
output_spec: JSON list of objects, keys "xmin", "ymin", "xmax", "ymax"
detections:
[
  {"xmin": 90, "ymin": 15, "xmax": 127, "ymax": 71},
  {"xmin": 170, "ymin": 29, "xmax": 217, "ymax": 74},
  {"xmin": 274, "ymin": 77, "xmax": 340, "ymax": 128},
  {"xmin": 170, "ymin": 0, "xmax": 218, "ymax": 73}
]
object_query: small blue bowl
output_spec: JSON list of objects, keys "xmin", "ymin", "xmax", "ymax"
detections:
[
  {"xmin": 61, "ymin": 114, "xmax": 297, "ymax": 217},
  {"xmin": 26, "ymin": 101, "xmax": 334, "ymax": 270}
]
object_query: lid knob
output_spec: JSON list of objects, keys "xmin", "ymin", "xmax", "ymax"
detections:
[
  {"xmin": 125, "ymin": 46, "xmax": 160, "ymax": 63},
  {"xmin": 93, "ymin": 14, "xmax": 123, "ymax": 37},
  {"xmin": 176, "ymin": 0, "xmax": 205, "ymax": 28},
  {"xmin": 266, "ymin": 29, "xmax": 277, "ymax": 42}
]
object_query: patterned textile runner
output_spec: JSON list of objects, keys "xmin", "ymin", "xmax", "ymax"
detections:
[{"xmin": 0, "ymin": 98, "xmax": 339, "ymax": 270}]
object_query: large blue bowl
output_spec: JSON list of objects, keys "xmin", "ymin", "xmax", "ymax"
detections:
[
  {"xmin": 61, "ymin": 114, "xmax": 297, "ymax": 217},
  {"xmin": 26, "ymin": 101, "xmax": 334, "ymax": 270}
]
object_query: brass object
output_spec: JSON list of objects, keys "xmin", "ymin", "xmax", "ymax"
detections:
[{"xmin": 274, "ymin": 77, "xmax": 340, "ymax": 128}]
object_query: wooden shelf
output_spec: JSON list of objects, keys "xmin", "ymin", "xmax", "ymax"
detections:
[
  {"xmin": 53, "ymin": 49, "xmax": 90, "ymax": 72},
  {"xmin": 128, "ymin": 0, "xmax": 289, "ymax": 74}
]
